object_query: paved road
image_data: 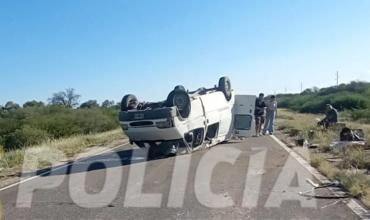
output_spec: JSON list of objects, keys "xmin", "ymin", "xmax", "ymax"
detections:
[{"xmin": 0, "ymin": 136, "xmax": 359, "ymax": 220}]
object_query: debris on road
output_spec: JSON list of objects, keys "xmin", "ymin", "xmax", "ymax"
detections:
[{"xmin": 299, "ymin": 178, "xmax": 352, "ymax": 200}]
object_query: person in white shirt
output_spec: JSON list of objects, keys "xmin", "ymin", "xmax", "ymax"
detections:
[{"xmin": 263, "ymin": 95, "xmax": 277, "ymax": 135}]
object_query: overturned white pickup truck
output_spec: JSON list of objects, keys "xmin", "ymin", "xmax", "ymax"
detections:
[{"xmin": 119, "ymin": 77, "xmax": 255, "ymax": 157}]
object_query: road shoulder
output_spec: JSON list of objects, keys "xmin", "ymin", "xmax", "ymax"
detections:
[{"xmin": 271, "ymin": 134, "xmax": 370, "ymax": 219}]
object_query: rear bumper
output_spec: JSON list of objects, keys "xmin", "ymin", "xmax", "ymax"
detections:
[
  {"xmin": 121, "ymin": 123, "xmax": 184, "ymax": 141},
  {"xmin": 119, "ymin": 107, "xmax": 201, "ymax": 142}
]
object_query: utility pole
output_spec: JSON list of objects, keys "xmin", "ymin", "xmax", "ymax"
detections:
[
  {"xmin": 336, "ymin": 71, "xmax": 339, "ymax": 86},
  {"xmin": 300, "ymin": 82, "xmax": 303, "ymax": 93}
]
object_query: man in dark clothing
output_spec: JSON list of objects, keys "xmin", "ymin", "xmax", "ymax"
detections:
[
  {"xmin": 254, "ymin": 93, "xmax": 266, "ymax": 136},
  {"xmin": 319, "ymin": 104, "xmax": 338, "ymax": 128}
]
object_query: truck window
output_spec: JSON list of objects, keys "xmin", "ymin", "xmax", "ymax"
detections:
[{"xmin": 234, "ymin": 114, "xmax": 252, "ymax": 130}]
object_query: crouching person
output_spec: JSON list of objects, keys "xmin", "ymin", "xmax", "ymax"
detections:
[{"xmin": 318, "ymin": 104, "xmax": 338, "ymax": 129}]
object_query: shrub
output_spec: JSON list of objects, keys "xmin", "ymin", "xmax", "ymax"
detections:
[
  {"xmin": 73, "ymin": 109, "xmax": 118, "ymax": 134},
  {"xmin": 0, "ymin": 144, "xmax": 3, "ymax": 158},
  {"xmin": 0, "ymin": 105, "xmax": 119, "ymax": 149},
  {"xmin": 351, "ymin": 109, "xmax": 370, "ymax": 123},
  {"xmin": 277, "ymin": 81, "xmax": 370, "ymax": 121},
  {"xmin": 310, "ymin": 154, "xmax": 325, "ymax": 168},
  {"xmin": 310, "ymin": 154, "xmax": 339, "ymax": 179},
  {"xmin": 340, "ymin": 146, "xmax": 368, "ymax": 169},
  {"xmin": 312, "ymin": 129, "xmax": 336, "ymax": 152},
  {"xmin": 80, "ymin": 100, "xmax": 99, "ymax": 109},
  {"xmin": 336, "ymin": 171, "xmax": 370, "ymax": 198},
  {"xmin": 3, "ymin": 126, "xmax": 48, "ymax": 149}
]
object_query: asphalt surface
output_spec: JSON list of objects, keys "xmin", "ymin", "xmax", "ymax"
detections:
[{"xmin": 0, "ymin": 136, "xmax": 360, "ymax": 220}]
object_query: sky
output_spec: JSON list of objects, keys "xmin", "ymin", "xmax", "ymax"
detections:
[{"xmin": 1, "ymin": 0, "xmax": 370, "ymax": 105}]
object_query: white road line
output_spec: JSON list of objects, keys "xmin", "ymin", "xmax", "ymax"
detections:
[
  {"xmin": 270, "ymin": 135, "xmax": 370, "ymax": 220},
  {"xmin": 0, "ymin": 142, "xmax": 129, "ymax": 192}
]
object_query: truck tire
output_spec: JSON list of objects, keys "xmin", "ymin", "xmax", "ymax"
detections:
[
  {"xmin": 218, "ymin": 77, "xmax": 232, "ymax": 101},
  {"xmin": 121, "ymin": 94, "xmax": 138, "ymax": 111},
  {"xmin": 166, "ymin": 90, "xmax": 191, "ymax": 119},
  {"xmin": 174, "ymin": 85, "xmax": 186, "ymax": 91},
  {"xmin": 148, "ymin": 142, "xmax": 161, "ymax": 159},
  {"xmin": 134, "ymin": 141, "xmax": 146, "ymax": 148}
]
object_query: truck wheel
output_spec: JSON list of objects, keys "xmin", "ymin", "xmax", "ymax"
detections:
[
  {"xmin": 134, "ymin": 142, "xmax": 146, "ymax": 148},
  {"xmin": 166, "ymin": 90, "xmax": 191, "ymax": 119},
  {"xmin": 174, "ymin": 85, "xmax": 186, "ymax": 91},
  {"xmin": 121, "ymin": 94, "xmax": 138, "ymax": 111},
  {"xmin": 218, "ymin": 77, "xmax": 232, "ymax": 101},
  {"xmin": 147, "ymin": 147, "xmax": 156, "ymax": 159}
]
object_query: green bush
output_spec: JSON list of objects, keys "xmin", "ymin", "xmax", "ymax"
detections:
[
  {"xmin": 3, "ymin": 125, "xmax": 49, "ymax": 149},
  {"xmin": 351, "ymin": 109, "xmax": 370, "ymax": 122},
  {"xmin": 0, "ymin": 105, "xmax": 119, "ymax": 149},
  {"xmin": 73, "ymin": 109, "xmax": 118, "ymax": 134},
  {"xmin": 278, "ymin": 81, "xmax": 370, "ymax": 120}
]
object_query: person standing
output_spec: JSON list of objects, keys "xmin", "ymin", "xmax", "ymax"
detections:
[
  {"xmin": 254, "ymin": 93, "xmax": 266, "ymax": 137},
  {"xmin": 263, "ymin": 95, "xmax": 278, "ymax": 135}
]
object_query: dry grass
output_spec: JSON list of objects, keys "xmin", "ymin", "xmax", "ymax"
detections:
[
  {"xmin": 276, "ymin": 109, "xmax": 319, "ymax": 133},
  {"xmin": 0, "ymin": 128, "xmax": 124, "ymax": 175},
  {"xmin": 278, "ymin": 109, "xmax": 370, "ymax": 207},
  {"xmin": 340, "ymin": 146, "xmax": 368, "ymax": 169},
  {"xmin": 277, "ymin": 109, "xmax": 369, "ymax": 152},
  {"xmin": 312, "ymin": 130, "xmax": 337, "ymax": 152},
  {"xmin": 0, "ymin": 148, "xmax": 25, "ymax": 171},
  {"xmin": 310, "ymin": 154, "xmax": 340, "ymax": 179},
  {"xmin": 51, "ymin": 128, "xmax": 124, "ymax": 157},
  {"xmin": 363, "ymin": 188, "xmax": 370, "ymax": 208},
  {"xmin": 277, "ymin": 109, "xmax": 337, "ymax": 151},
  {"xmin": 311, "ymin": 154, "xmax": 370, "ymax": 205},
  {"xmin": 337, "ymin": 171, "xmax": 370, "ymax": 197}
]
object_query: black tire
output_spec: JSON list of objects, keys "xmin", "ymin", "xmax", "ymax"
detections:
[
  {"xmin": 166, "ymin": 90, "xmax": 191, "ymax": 119},
  {"xmin": 134, "ymin": 142, "xmax": 146, "ymax": 148},
  {"xmin": 218, "ymin": 76, "xmax": 232, "ymax": 101},
  {"xmin": 121, "ymin": 94, "xmax": 138, "ymax": 111},
  {"xmin": 174, "ymin": 85, "xmax": 186, "ymax": 91},
  {"xmin": 147, "ymin": 146, "xmax": 157, "ymax": 159},
  {"xmin": 148, "ymin": 142, "xmax": 161, "ymax": 159}
]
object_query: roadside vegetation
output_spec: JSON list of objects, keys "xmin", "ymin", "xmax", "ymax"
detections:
[
  {"xmin": 276, "ymin": 109, "xmax": 370, "ymax": 207},
  {"xmin": 278, "ymin": 81, "xmax": 370, "ymax": 123},
  {"xmin": 0, "ymin": 88, "xmax": 125, "ymax": 178},
  {"xmin": 0, "ymin": 88, "xmax": 120, "ymax": 150},
  {"xmin": 0, "ymin": 129, "xmax": 124, "ymax": 177},
  {"xmin": 276, "ymin": 82, "xmax": 370, "ymax": 206}
]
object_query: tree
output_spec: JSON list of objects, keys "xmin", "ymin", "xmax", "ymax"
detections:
[
  {"xmin": 312, "ymin": 87, "xmax": 319, "ymax": 93},
  {"xmin": 80, "ymin": 100, "xmax": 99, "ymax": 109},
  {"xmin": 113, "ymin": 102, "xmax": 121, "ymax": 110},
  {"xmin": 4, "ymin": 101, "xmax": 20, "ymax": 110},
  {"xmin": 102, "ymin": 100, "xmax": 115, "ymax": 108},
  {"xmin": 0, "ymin": 104, "xmax": 4, "ymax": 115},
  {"xmin": 23, "ymin": 100, "xmax": 45, "ymax": 108},
  {"xmin": 49, "ymin": 88, "xmax": 81, "ymax": 108}
]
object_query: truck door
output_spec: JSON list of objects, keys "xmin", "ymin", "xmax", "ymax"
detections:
[{"xmin": 233, "ymin": 95, "xmax": 256, "ymax": 138}]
